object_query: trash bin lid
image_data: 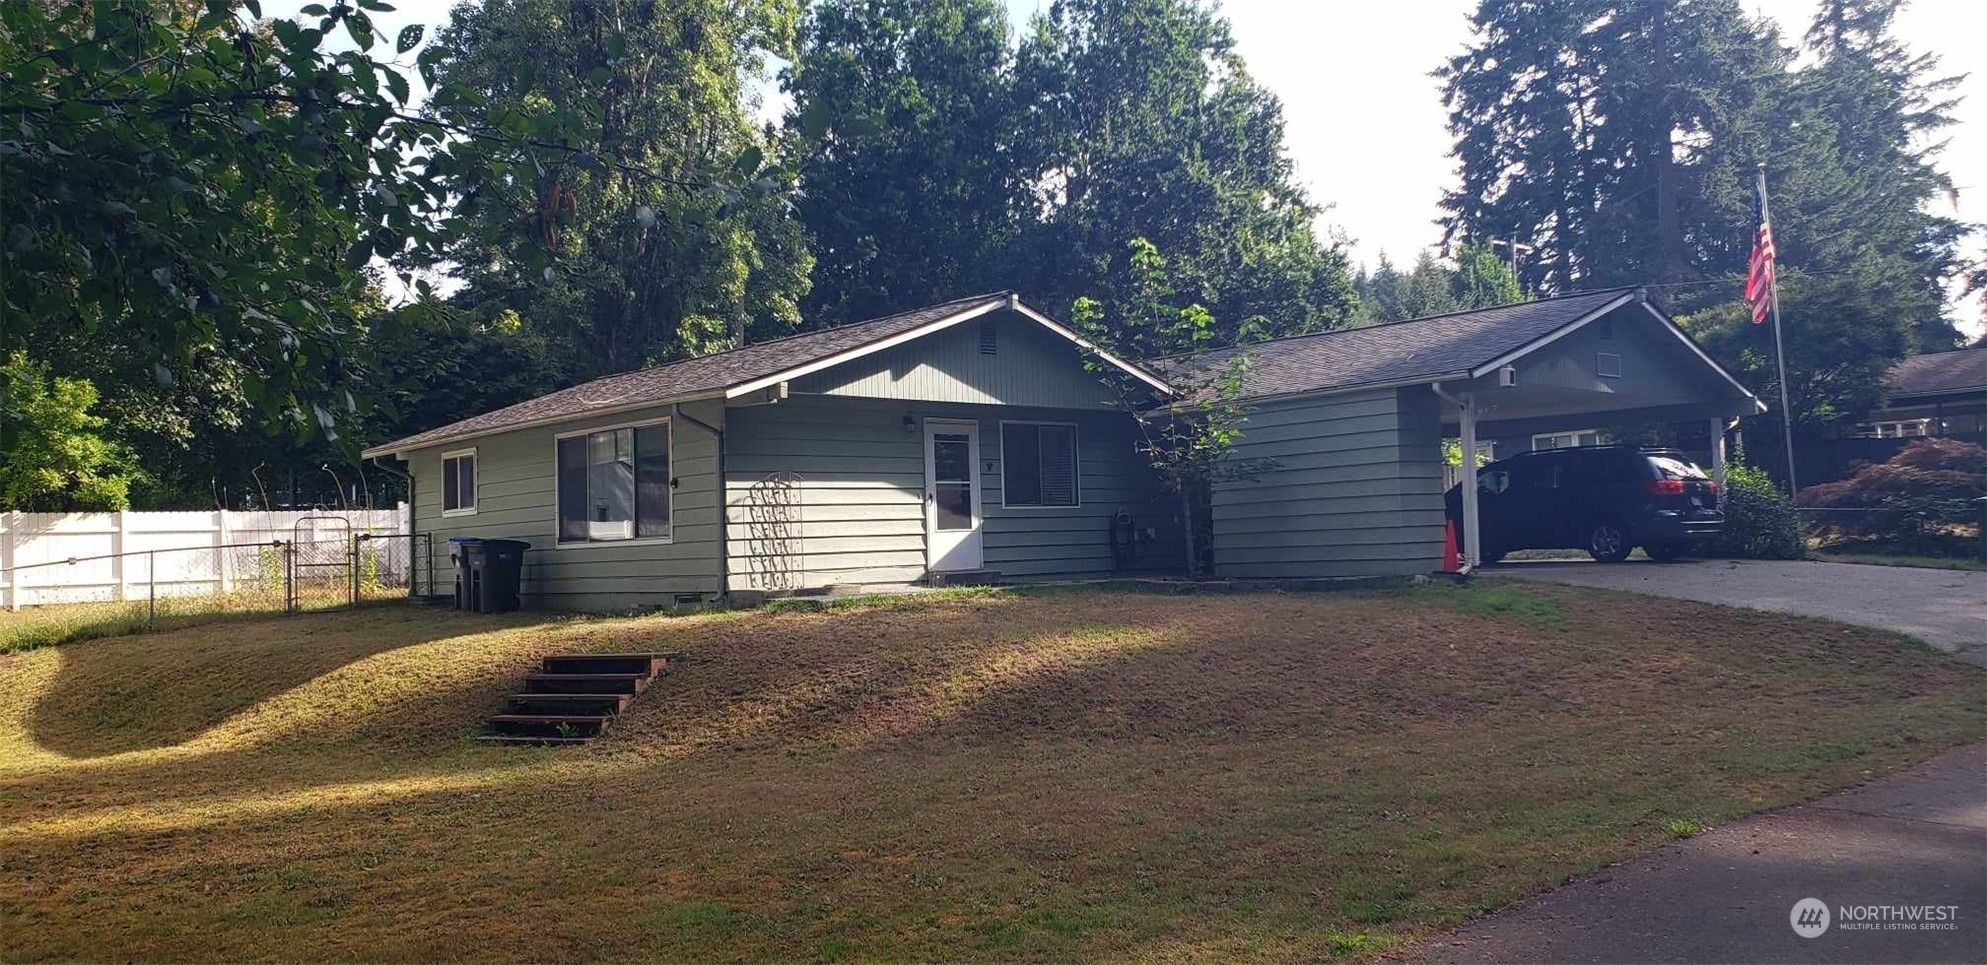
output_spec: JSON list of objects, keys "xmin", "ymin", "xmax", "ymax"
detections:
[{"xmin": 447, "ymin": 536, "xmax": 485, "ymax": 545}]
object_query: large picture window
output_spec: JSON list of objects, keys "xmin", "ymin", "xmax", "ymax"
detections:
[
  {"xmin": 441, "ymin": 449, "xmax": 476, "ymax": 515},
  {"xmin": 556, "ymin": 421, "xmax": 671, "ymax": 544},
  {"xmin": 1001, "ymin": 422, "xmax": 1078, "ymax": 508}
]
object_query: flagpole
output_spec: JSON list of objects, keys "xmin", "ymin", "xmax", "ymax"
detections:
[{"xmin": 1757, "ymin": 163, "xmax": 1799, "ymax": 494}]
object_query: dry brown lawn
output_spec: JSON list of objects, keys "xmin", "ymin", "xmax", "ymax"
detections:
[{"xmin": 2, "ymin": 583, "xmax": 1982, "ymax": 961}]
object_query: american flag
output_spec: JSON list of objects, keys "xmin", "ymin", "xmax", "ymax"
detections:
[{"xmin": 1745, "ymin": 187, "xmax": 1776, "ymax": 325}]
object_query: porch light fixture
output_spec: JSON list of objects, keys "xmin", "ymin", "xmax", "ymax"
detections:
[{"xmin": 902, "ymin": 415, "xmax": 917, "ymax": 434}]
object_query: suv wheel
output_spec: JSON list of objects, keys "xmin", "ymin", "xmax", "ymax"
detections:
[{"xmin": 1587, "ymin": 521, "xmax": 1631, "ymax": 563}]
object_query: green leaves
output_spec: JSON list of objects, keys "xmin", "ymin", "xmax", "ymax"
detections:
[
  {"xmin": 344, "ymin": 10, "xmax": 376, "ymax": 50},
  {"xmin": 396, "ymin": 24, "xmax": 424, "ymax": 54}
]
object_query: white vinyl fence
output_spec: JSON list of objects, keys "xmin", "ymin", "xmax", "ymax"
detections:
[{"xmin": 0, "ymin": 506, "xmax": 409, "ymax": 609}]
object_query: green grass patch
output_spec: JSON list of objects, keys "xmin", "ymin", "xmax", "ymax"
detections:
[
  {"xmin": 1420, "ymin": 582, "xmax": 1568, "ymax": 629},
  {"xmin": 2, "ymin": 588, "xmax": 1981, "ymax": 962},
  {"xmin": 1661, "ymin": 818, "xmax": 1704, "ymax": 839}
]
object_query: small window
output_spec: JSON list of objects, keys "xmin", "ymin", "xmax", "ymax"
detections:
[
  {"xmin": 978, "ymin": 319, "xmax": 998, "ymax": 355},
  {"xmin": 1595, "ymin": 352, "xmax": 1622, "ymax": 378},
  {"xmin": 441, "ymin": 450, "xmax": 476, "ymax": 515},
  {"xmin": 1001, "ymin": 422, "xmax": 1078, "ymax": 507},
  {"xmin": 1532, "ymin": 429, "xmax": 1603, "ymax": 451},
  {"xmin": 556, "ymin": 422, "xmax": 670, "ymax": 543}
]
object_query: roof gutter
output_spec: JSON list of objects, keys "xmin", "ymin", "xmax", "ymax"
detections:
[
  {"xmin": 367, "ymin": 454, "xmax": 419, "ymax": 597},
  {"xmin": 361, "ymin": 388, "xmax": 729, "ymax": 460},
  {"xmin": 672, "ymin": 403, "xmax": 729, "ymax": 605}
]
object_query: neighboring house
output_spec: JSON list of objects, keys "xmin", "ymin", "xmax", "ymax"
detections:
[
  {"xmin": 1862, "ymin": 345, "xmax": 1987, "ymax": 440},
  {"xmin": 366, "ymin": 287, "xmax": 1762, "ymax": 606},
  {"xmin": 1797, "ymin": 345, "xmax": 1987, "ymax": 486}
]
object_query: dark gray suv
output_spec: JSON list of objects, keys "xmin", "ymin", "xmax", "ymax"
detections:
[{"xmin": 1444, "ymin": 446, "xmax": 1723, "ymax": 563}]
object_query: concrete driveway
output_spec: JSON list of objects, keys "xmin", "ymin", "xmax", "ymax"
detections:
[
  {"xmin": 1490, "ymin": 559, "xmax": 1987, "ymax": 666},
  {"xmin": 1400, "ymin": 742, "xmax": 1987, "ymax": 964}
]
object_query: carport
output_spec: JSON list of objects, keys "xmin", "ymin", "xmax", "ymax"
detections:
[
  {"xmin": 1173, "ymin": 286, "xmax": 1765, "ymax": 580},
  {"xmin": 1431, "ymin": 288, "xmax": 1765, "ymax": 568}
]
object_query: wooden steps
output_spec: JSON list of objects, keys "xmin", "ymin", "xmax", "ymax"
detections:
[{"xmin": 479, "ymin": 651, "xmax": 678, "ymax": 745}]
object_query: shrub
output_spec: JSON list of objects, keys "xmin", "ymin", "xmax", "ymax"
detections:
[
  {"xmin": 1797, "ymin": 438, "xmax": 1987, "ymax": 554},
  {"xmin": 1709, "ymin": 462, "xmax": 1804, "ymax": 559}
]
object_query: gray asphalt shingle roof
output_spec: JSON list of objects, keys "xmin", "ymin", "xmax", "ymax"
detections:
[
  {"xmin": 1886, "ymin": 346, "xmax": 1987, "ymax": 400},
  {"xmin": 1152, "ymin": 288, "xmax": 1640, "ymax": 400},
  {"xmin": 367, "ymin": 292, "xmax": 1013, "ymax": 456}
]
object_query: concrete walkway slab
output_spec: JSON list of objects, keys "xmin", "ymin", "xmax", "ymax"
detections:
[
  {"xmin": 1400, "ymin": 742, "xmax": 1987, "ymax": 964},
  {"xmin": 1490, "ymin": 559, "xmax": 1987, "ymax": 665}
]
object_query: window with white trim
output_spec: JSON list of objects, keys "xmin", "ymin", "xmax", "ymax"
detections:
[
  {"xmin": 556, "ymin": 421, "xmax": 670, "ymax": 543},
  {"xmin": 441, "ymin": 450, "xmax": 477, "ymax": 515},
  {"xmin": 1532, "ymin": 430, "xmax": 1604, "ymax": 451},
  {"xmin": 1002, "ymin": 422, "xmax": 1078, "ymax": 507}
]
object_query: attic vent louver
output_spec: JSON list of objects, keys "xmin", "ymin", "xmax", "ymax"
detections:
[{"xmin": 979, "ymin": 319, "xmax": 998, "ymax": 355}]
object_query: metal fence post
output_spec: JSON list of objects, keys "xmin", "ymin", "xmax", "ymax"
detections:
[
  {"xmin": 1975, "ymin": 497, "xmax": 1987, "ymax": 565},
  {"xmin": 147, "ymin": 549, "xmax": 157, "ymax": 631},
  {"xmin": 283, "ymin": 539, "xmax": 296, "ymax": 614},
  {"xmin": 350, "ymin": 534, "xmax": 361, "ymax": 608}
]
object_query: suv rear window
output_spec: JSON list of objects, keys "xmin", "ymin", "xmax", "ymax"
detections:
[{"xmin": 1646, "ymin": 455, "xmax": 1708, "ymax": 480}]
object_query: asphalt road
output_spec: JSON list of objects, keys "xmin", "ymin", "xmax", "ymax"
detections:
[
  {"xmin": 1400, "ymin": 742, "xmax": 1987, "ymax": 964},
  {"xmin": 1491, "ymin": 559, "xmax": 1987, "ymax": 666}
]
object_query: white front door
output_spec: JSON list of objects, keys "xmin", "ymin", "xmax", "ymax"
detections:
[{"xmin": 923, "ymin": 419, "xmax": 984, "ymax": 572}]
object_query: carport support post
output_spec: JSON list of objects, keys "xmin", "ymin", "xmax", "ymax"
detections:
[
  {"xmin": 1459, "ymin": 393, "xmax": 1482, "ymax": 569},
  {"xmin": 1709, "ymin": 418, "xmax": 1728, "ymax": 507}
]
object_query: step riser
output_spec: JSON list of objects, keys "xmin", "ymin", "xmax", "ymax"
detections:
[
  {"xmin": 541, "ymin": 656, "xmax": 666, "ymax": 676},
  {"xmin": 507, "ymin": 695, "xmax": 626, "ymax": 715},
  {"xmin": 488, "ymin": 653, "xmax": 679, "ymax": 747},
  {"xmin": 488, "ymin": 719, "xmax": 609, "ymax": 739},
  {"xmin": 525, "ymin": 675, "xmax": 647, "ymax": 695}
]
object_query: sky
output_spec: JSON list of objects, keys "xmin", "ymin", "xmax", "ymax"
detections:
[{"xmin": 284, "ymin": 0, "xmax": 1986, "ymax": 328}]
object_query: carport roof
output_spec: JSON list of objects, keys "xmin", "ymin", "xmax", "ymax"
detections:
[{"xmin": 1154, "ymin": 288, "xmax": 1651, "ymax": 400}]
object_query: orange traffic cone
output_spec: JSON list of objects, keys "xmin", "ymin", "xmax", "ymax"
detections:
[{"xmin": 1443, "ymin": 520, "xmax": 1460, "ymax": 572}]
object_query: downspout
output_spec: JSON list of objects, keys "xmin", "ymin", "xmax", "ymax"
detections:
[
  {"xmin": 1430, "ymin": 382, "xmax": 1475, "ymax": 576},
  {"xmin": 369, "ymin": 455, "xmax": 415, "ymax": 596},
  {"xmin": 673, "ymin": 403, "xmax": 728, "ymax": 604}
]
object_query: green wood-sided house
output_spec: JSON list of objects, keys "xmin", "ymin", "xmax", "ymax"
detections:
[{"xmin": 364, "ymin": 288, "xmax": 1762, "ymax": 608}]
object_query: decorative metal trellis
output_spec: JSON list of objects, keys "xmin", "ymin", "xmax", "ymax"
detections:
[{"xmin": 742, "ymin": 471, "xmax": 804, "ymax": 591}]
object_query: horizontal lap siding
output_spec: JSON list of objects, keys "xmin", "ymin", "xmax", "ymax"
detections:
[
  {"xmin": 408, "ymin": 400, "xmax": 724, "ymax": 610},
  {"xmin": 1212, "ymin": 387, "xmax": 1445, "ymax": 579},
  {"xmin": 725, "ymin": 396, "xmax": 1151, "ymax": 588},
  {"xmin": 726, "ymin": 398, "xmax": 928, "ymax": 587}
]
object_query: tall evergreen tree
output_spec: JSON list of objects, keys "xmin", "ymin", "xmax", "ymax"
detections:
[
  {"xmin": 424, "ymin": 0, "xmax": 813, "ymax": 380},
  {"xmin": 1402, "ymin": 251, "xmax": 1462, "ymax": 320},
  {"xmin": 783, "ymin": 0, "xmax": 1020, "ymax": 325},
  {"xmin": 1010, "ymin": 0, "xmax": 1355, "ymax": 346},
  {"xmin": 1443, "ymin": 0, "xmax": 1970, "ymax": 459},
  {"xmin": 1352, "ymin": 246, "xmax": 1520, "ymax": 325},
  {"xmin": 1681, "ymin": 0, "xmax": 1970, "ymax": 456},
  {"xmin": 1439, "ymin": 0, "xmax": 1783, "ymax": 292}
]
